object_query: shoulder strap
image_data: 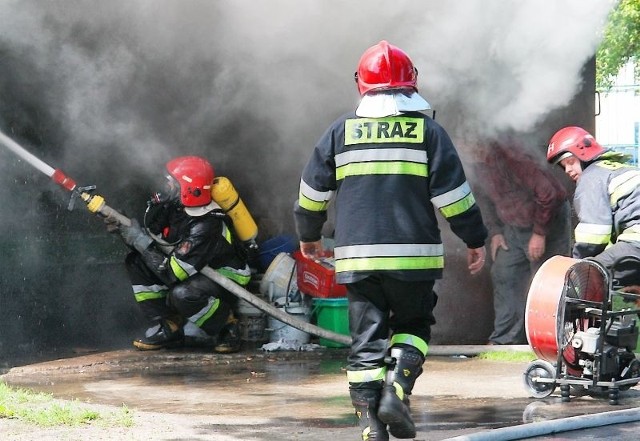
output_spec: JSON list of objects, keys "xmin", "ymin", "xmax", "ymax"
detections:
[{"xmin": 210, "ymin": 209, "xmax": 249, "ymax": 262}]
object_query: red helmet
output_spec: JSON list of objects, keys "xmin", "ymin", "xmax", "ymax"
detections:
[
  {"xmin": 165, "ymin": 156, "xmax": 214, "ymax": 207},
  {"xmin": 547, "ymin": 126, "xmax": 607, "ymax": 164},
  {"xmin": 355, "ymin": 40, "xmax": 418, "ymax": 96}
]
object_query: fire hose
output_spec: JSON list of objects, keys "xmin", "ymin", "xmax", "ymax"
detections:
[{"xmin": 0, "ymin": 130, "xmax": 351, "ymax": 347}]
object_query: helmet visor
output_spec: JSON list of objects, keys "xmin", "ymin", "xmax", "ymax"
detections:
[{"xmin": 151, "ymin": 174, "xmax": 180, "ymax": 204}]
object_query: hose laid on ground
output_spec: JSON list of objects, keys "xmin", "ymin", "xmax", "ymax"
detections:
[
  {"xmin": 200, "ymin": 266, "xmax": 352, "ymax": 346},
  {"xmin": 442, "ymin": 407, "xmax": 640, "ymax": 441}
]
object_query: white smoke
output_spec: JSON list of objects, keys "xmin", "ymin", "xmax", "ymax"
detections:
[{"xmin": 0, "ymin": 0, "xmax": 614, "ymax": 229}]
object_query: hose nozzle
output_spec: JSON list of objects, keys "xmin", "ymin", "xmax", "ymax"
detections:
[{"xmin": 79, "ymin": 191, "xmax": 131, "ymax": 227}]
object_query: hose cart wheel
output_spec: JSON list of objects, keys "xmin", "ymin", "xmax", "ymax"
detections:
[{"xmin": 523, "ymin": 359, "xmax": 557, "ymax": 398}]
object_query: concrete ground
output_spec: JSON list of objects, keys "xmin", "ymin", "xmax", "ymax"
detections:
[{"xmin": 1, "ymin": 344, "xmax": 639, "ymax": 440}]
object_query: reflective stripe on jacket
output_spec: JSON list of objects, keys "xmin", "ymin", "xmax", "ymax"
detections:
[{"xmin": 573, "ymin": 158, "xmax": 640, "ymax": 258}]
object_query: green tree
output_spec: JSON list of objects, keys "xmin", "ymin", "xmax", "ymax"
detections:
[{"xmin": 596, "ymin": 0, "xmax": 640, "ymax": 90}]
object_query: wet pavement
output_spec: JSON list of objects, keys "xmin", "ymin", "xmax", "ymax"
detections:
[{"xmin": 1, "ymin": 345, "xmax": 639, "ymax": 440}]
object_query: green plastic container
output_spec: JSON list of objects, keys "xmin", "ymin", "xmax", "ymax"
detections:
[{"xmin": 313, "ymin": 297, "xmax": 349, "ymax": 348}]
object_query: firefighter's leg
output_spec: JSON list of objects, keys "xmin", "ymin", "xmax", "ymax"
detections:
[
  {"xmin": 347, "ymin": 277, "xmax": 390, "ymax": 441},
  {"xmin": 170, "ymin": 274, "xmax": 239, "ymax": 352},
  {"xmin": 591, "ymin": 241, "xmax": 640, "ymax": 288},
  {"xmin": 125, "ymin": 252, "xmax": 184, "ymax": 350},
  {"xmin": 379, "ymin": 278, "xmax": 435, "ymax": 439},
  {"xmin": 349, "ymin": 382, "xmax": 389, "ymax": 441},
  {"xmin": 377, "ymin": 338, "xmax": 426, "ymax": 439},
  {"xmin": 132, "ymin": 316, "xmax": 184, "ymax": 350},
  {"xmin": 213, "ymin": 309, "xmax": 242, "ymax": 354}
]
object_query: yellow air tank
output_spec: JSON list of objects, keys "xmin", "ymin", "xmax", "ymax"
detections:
[{"xmin": 211, "ymin": 176, "xmax": 258, "ymax": 242}]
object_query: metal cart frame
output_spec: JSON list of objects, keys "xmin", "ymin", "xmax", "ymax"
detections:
[{"xmin": 524, "ymin": 257, "xmax": 640, "ymax": 404}]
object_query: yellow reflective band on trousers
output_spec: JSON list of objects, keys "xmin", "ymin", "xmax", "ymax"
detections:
[
  {"xmin": 390, "ymin": 333, "xmax": 429, "ymax": 357},
  {"xmin": 170, "ymin": 256, "xmax": 190, "ymax": 281},
  {"xmin": 195, "ymin": 297, "xmax": 220, "ymax": 327},
  {"xmin": 346, "ymin": 367, "xmax": 386, "ymax": 384},
  {"xmin": 574, "ymin": 222, "xmax": 612, "ymax": 245},
  {"xmin": 298, "ymin": 191, "xmax": 329, "ymax": 212},
  {"xmin": 134, "ymin": 290, "xmax": 167, "ymax": 303},
  {"xmin": 438, "ymin": 192, "xmax": 476, "ymax": 219},
  {"xmin": 344, "ymin": 117, "xmax": 424, "ymax": 145},
  {"xmin": 336, "ymin": 161, "xmax": 427, "ymax": 180},
  {"xmin": 335, "ymin": 255, "xmax": 444, "ymax": 272}
]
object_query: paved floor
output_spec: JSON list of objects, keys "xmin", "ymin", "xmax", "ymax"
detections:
[{"xmin": 1, "ymin": 345, "xmax": 639, "ymax": 440}]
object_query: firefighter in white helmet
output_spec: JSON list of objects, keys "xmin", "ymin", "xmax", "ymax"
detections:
[
  {"xmin": 294, "ymin": 41, "xmax": 488, "ymax": 441},
  {"xmin": 107, "ymin": 156, "xmax": 251, "ymax": 352},
  {"xmin": 547, "ymin": 126, "xmax": 640, "ymax": 287}
]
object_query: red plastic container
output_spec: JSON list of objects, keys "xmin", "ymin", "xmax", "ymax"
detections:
[{"xmin": 293, "ymin": 250, "xmax": 347, "ymax": 298}]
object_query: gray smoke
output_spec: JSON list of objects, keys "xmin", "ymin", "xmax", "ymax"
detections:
[
  {"xmin": 0, "ymin": 0, "xmax": 614, "ymax": 363},
  {"xmin": 0, "ymin": 0, "xmax": 614, "ymax": 232}
]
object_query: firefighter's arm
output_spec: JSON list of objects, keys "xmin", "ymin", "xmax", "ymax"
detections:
[
  {"xmin": 571, "ymin": 174, "xmax": 612, "ymax": 259},
  {"xmin": 427, "ymin": 123, "xmax": 488, "ymax": 249},
  {"xmin": 118, "ymin": 219, "xmax": 153, "ymax": 253}
]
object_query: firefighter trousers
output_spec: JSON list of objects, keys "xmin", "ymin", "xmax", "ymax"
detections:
[
  {"xmin": 125, "ymin": 252, "xmax": 234, "ymax": 336},
  {"xmin": 346, "ymin": 274, "xmax": 436, "ymax": 372},
  {"xmin": 591, "ymin": 241, "xmax": 640, "ymax": 288}
]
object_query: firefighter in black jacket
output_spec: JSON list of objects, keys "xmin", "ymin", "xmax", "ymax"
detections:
[
  {"xmin": 294, "ymin": 41, "xmax": 488, "ymax": 440},
  {"xmin": 109, "ymin": 156, "xmax": 251, "ymax": 353}
]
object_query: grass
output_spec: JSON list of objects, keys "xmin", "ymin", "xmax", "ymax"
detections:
[
  {"xmin": 0, "ymin": 382, "xmax": 133, "ymax": 427},
  {"xmin": 476, "ymin": 350, "xmax": 537, "ymax": 363}
]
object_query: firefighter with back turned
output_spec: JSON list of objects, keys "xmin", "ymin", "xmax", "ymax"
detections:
[{"xmin": 293, "ymin": 41, "xmax": 488, "ymax": 440}]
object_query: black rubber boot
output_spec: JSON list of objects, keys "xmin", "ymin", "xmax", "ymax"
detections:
[
  {"xmin": 350, "ymin": 387, "xmax": 389, "ymax": 441},
  {"xmin": 377, "ymin": 346, "xmax": 424, "ymax": 439},
  {"xmin": 214, "ymin": 313, "xmax": 242, "ymax": 354},
  {"xmin": 133, "ymin": 318, "xmax": 184, "ymax": 351}
]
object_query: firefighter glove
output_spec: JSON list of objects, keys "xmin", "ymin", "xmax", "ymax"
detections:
[
  {"xmin": 104, "ymin": 216, "xmax": 120, "ymax": 233},
  {"xmin": 119, "ymin": 218, "xmax": 153, "ymax": 253}
]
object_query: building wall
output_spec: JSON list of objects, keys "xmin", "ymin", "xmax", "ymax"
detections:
[
  {"xmin": 596, "ymin": 61, "xmax": 640, "ymax": 164},
  {"xmin": 0, "ymin": 61, "xmax": 597, "ymax": 368}
]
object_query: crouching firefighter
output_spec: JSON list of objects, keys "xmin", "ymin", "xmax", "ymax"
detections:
[
  {"xmin": 107, "ymin": 155, "xmax": 251, "ymax": 353},
  {"xmin": 293, "ymin": 41, "xmax": 487, "ymax": 440}
]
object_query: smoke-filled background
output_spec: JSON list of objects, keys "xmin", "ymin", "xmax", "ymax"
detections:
[{"xmin": 0, "ymin": 0, "xmax": 613, "ymax": 365}]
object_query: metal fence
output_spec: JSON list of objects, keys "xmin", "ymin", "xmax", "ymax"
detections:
[
  {"xmin": 596, "ymin": 75, "xmax": 640, "ymax": 165},
  {"xmin": 608, "ymin": 144, "xmax": 639, "ymax": 165}
]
